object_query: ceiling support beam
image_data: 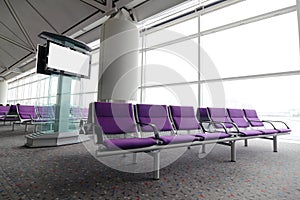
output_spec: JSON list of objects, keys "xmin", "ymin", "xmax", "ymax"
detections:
[
  {"xmin": 25, "ymin": 0, "xmax": 59, "ymax": 34},
  {"xmin": 0, "ymin": 34, "xmax": 35, "ymax": 53},
  {"xmin": 0, "ymin": 21, "xmax": 27, "ymax": 45},
  {"xmin": 4, "ymin": 0, "xmax": 36, "ymax": 52},
  {"xmin": 0, "ymin": 46, "xmax": 17, "ymax": 61},
  {"xmin": 80, "ymin": 0, "xmax": 109, "ymax": 12}
]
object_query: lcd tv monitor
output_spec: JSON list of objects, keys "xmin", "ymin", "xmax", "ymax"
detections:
[{"xmin": 36, "ymin": 42, "xmax": 91, "ymax": 79}]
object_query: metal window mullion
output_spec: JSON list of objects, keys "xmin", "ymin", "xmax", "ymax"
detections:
[
  {"xmin": 139, "ymin": 70, "xmax": 300, "ymax": 89},
  {"xmin": 143, "ymin": 6, "xmax": 296, "ymax": 52},
  {"xmin": 198, "ymin": 14, "xmax": 201, "ymax": 108},
  {"xmin": 297, "ymin": 0, "xmax": 300, "ymax": 57}
]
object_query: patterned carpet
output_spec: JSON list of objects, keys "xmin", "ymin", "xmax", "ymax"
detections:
[{"xmin": 1, "ymin": 125, "xmax": 300, "ymax": 199}]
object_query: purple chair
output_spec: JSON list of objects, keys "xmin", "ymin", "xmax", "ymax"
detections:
[
  {"xmin": 243, "ymin": 109, "xmax": 291, "ymax": 134},
  {"xmin": 70, "ymin": 107, "xmax": 82, "ymax": 121},
  {"xmin": 207, "ymin": 107, "xmax": 235, "ymax": 129},
  {"xmin": 135, "ymin": 104, "xmax": 198, "ymax": 144},
  {"xmin": 93, "ymin": 102, "xmax": 157, "ymax": 150},
  {"xmin": 37, "ymin": 106, "xmax": 55, "ymax": 120},
  {"xmin": 227, "ymin": 108, "xmax": 265, "ymax": 136},
  {"xmin": 196, "ymin": 108, "xmax": 210, "ymax": 123},
  {"xmin": 14, "ymin": 105, "xmax": 38, "ymax": 131},
  {"xmin": 169, "ymin": 106, "xmax": 230, "ymax": 141},
  {"xmin": 4, "ymin": 105, "xmax": 19, "ymax": 123},
  {"xmin": 17, "ymin": 105, "xmax": 38, "ymax": 122},
  {"xmin": 14, "ymin": 105, "xmax": 53, "ymax": 132},
  {"xmin": 81, "ymin": 108, "xmax": 88, "ymax": 119},
  {"xmin": 0, "ymin": 106, "xmax": 10, "ymax": 116},
  {"xmin": 0, "ymin": 106, "xmax": 13, "ymax": 125}
]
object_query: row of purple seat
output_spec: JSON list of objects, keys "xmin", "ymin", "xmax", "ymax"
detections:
[
  {"xmin": 0, "ymin": 104, "xmax": 88, "ymax": 132},
  {"xmin": 89, "ymin": 102, "xmax": 290, "ymax": 180},
  {"xmin": 91, "ymin": 102, "xmax": 290, "ymax": 150},
  {"xmin": 0, "ymin": 105, "xmax": 55, "ymax": 122},
  {"xmin": 199, "ymin": 107, "xmax": 291, "ymax": 136},
  {"xmin": 11, "ymin": 105, "xmax": 55, "ymax": 132}
]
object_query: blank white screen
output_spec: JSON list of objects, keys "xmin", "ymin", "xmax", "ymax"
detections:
[{"xmin": 48, "ymin": 42, "xmax": 90, "ymax": 77}]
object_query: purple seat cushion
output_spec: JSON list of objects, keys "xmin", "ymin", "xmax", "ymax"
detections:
[
  {"xmin": 103, "ymin": 137, "xmax": 157, "ymax": 150},
  {"xmin": 258, "ymin": 129, "xmax": 279, "ymax": 134},
  {"xmin": 159, "ymin": 135, "xmax": 197, "ymax": 144},
  {"xmin": 238, "ymin": 130, "xmax": 263, "ymax": 136},
  {"xmin": 196, "ymin": 132, "xmax": 229, "ymax": 140},
  {"xmin": 277, "ymin": 128, "xmax": 291, "ymax": 133}
]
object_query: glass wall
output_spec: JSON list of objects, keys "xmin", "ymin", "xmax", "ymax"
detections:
[
  {"xmin": 201, "ymin": 12, "xmax": 299, "ymax": 79},
  {"xmin": 140, "ymin": 0, "xmax": 299, "ymax": 112},
  {"xmin": 7, "ymin": 50, "xmax": 99, "ymax": 109},
  {"xmin": 138, "ymin": 0, "xmax": 299, "ymax": 140},
  {"xmin": 7, "ymin": 72, "xmax": 56, "ymax": 106},
  {"xmin": 6, "ymin": 0, "xmax": 300, "ymax": 139}
]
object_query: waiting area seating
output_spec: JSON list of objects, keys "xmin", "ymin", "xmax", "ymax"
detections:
[
  {"xmin": 0, "ymin": 105, "xmax": 19, "ymax": 124},
  {"xmin": 0, "ymin": 104, "xmax": 88, "ymax": 132},
  {"xmin": 12, "ymin": 105, "xmax": 56, "ymax": 132},
  {"xmin": 88, "ymin": 102, "xmax": 291, "ymax": 180}
]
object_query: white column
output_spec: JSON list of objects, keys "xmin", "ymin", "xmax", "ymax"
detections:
[
  {"xmin": 98, "ymin": 9, "xmax": 139, "ymax": 102},
  {"xmin": 0, "ymin": 80, "xmax": 8, "ymax": 104}
]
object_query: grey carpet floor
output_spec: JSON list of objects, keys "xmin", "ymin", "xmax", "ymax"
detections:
[{"xmin": 1, "ymin": 125, "xmax": 300, "ymax": 200}]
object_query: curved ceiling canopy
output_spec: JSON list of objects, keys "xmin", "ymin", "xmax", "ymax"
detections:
[{"xmin": 0, "ymin": 0, "xmax": 191, "ymax": 80}]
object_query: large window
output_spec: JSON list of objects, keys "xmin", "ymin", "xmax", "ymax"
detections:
[
  {"xmin": 7, "ymin": 50, "xmax": 99, "ymax": 109},
  {"xmin": 138, "ymin": 0, "xmax": 300, "ymax": 141},
  {"xmin": 200, "ymin": 12, "xmax": 299, "ymax": 79},
  {"xmin": 200, "ymin": 0, "xmax": 296, "ymax": 31},
  {"xmin": 6, "ymin": 0, "xmax": 300, "ymax": 140}
]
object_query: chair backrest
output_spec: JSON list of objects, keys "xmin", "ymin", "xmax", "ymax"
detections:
[
  {"xmin": 243, "ymin": 109, "xmax": 264, "ymax": 127},
  {"xmin": 169, "ymin": 105, "xmax": 201, "ymax": 131},
  {"xmin": 17, "ymin": 105, "xmax": 37, "ymax": 120},
  {"xmin": 0, "ymin": 106, "xmax": 11, "ymax": 116},
  {"xmin": 8, "ymin": 105, "xmax": 18, "ymax": 115},
  {"xmin": 37, "ymin": 106, "xmax": 55, "ymax": 119},
  {"xmin": 196, "ymin": 107, "xmax": 210, "ymax": 123},
  {"xmin": 227, "ymin": 108, "xmax": 250, "ymax": 128},
  {"xmin": 81, "ymin": 108, "xmax": 88, "ymax": 118},
  {"xmin": 135, "ymin": 104, "xmax": 173, "ymax": 132},
  {"xmin": 70, "ymin": 107, "xmax": 81, "ymax": 118},
  {"xmin": 207, "ymin": 107, "xmax": 233, "ymax": 128},
  {"xmin": 94, "ymin": 102, "xmax": 137, "ymax": 134}
]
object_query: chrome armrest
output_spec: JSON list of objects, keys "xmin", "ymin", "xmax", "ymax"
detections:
[
  {"xmin": 213, "ymin": 121, "xmax": 240, "ymax": 133},
  {"xmin": 136, "ymin": 122, "xmax": 160, "ymax": 139},
  {"xmin": 249, "ymin": 120, "xmax": 276, "ymax": 129},
  {"xmin": 200, "ymin": 121, "xmax": 228, "ymax": 134},
  {"xmin": 262, "ymin": 120, "xmax": 290, "ymax": 129}
]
